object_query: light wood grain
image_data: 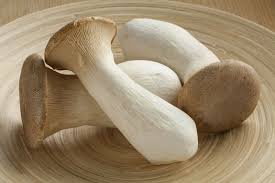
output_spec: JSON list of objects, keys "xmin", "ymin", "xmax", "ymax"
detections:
[
  {"xmin": 0, "ymin": 0, "xmax": 275, "ymax": 31},
  {"xmin": 0, "ymin": 1, "xmax": 275, "ymax": 182}
]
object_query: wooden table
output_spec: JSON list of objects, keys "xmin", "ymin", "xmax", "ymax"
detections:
[{"xmin": 0, "ymin": 0, "xmax": 274, "ymax": 31}]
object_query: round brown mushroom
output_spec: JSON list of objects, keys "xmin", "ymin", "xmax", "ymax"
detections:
[{"xmin": 178, "ymin": 59, "xmax": 260, "ymax": 132}]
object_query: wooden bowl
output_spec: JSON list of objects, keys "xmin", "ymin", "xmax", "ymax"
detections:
[{"xmin": 0, "ymin": 1, "xmax": 274, "ymax": 182}]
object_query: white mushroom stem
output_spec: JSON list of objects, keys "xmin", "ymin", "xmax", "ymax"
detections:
[
  {"xmin": 20, "ymin": 54, "xmax": 182, "ymax": 148},
  {"xmin": 48, "ymin": 60, "xmax": 182, "ymax": 136},
  {"xmin": 118, "ymin": 18, "xmax": 220, "ymax": 83},
  {"xmin": 45, "ymin": 17, "xmax": 198, "ymax": 164}
]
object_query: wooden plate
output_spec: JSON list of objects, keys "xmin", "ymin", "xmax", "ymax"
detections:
[{"xmin": 0, "ymin": 1, "xmax": 274, "ymax": 182}]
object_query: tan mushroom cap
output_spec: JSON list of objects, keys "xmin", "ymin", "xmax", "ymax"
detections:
[
  {"xmin": 19, "ymin": 54, "xmax": 47, "ymax": 148},
  {"xmin": 178, "ymin": 59, "xmax": 261, "ymax": 133},
  {"xmin": 45, "ymin": 16, "xmax": 117, "ymax": 71}
]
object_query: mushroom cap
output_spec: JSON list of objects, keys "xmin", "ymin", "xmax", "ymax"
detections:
[
  {"xmin": 44, "ymin": 17, "xmax": 117, "ymax": 72},
  {"xmin": 178, "ymin": 59, "xmax": 261, "ymax": 133},
  {"xmin": 19, "ymin": 54, "xmax": 47, "ymax": 148}
]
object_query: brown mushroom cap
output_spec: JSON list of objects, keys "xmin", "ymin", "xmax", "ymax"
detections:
[
  {"xmin": 178, "ymin": 59, "xmax": 261, "ymax": 133},
  {"xmin": 19, "ymin": 54, "xmax": 47, "ymax": 148},
  {"xmin": 44, "ymin": 17, "xmax": 117, "ymax": 72}
]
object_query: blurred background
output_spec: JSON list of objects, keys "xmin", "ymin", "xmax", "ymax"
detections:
[{"xmin": 0, "ymin": 0, "xmax": 274, "ymax": 31}]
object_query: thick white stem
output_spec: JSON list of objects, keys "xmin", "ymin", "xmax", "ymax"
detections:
[
  {"xmin": 44, "ymin": 17, "xmax": 199, "ymax": 164},
  {"xmin": 45, "ymin": 61, "xmax": 182, "ymax": 137},
  {"xmin": 76, "ymin": 51, "xmax": 198, "ymax": 164},
  {"xmin": 118, "ymin": 18, "xmax": 220, "ymax": 82}
]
